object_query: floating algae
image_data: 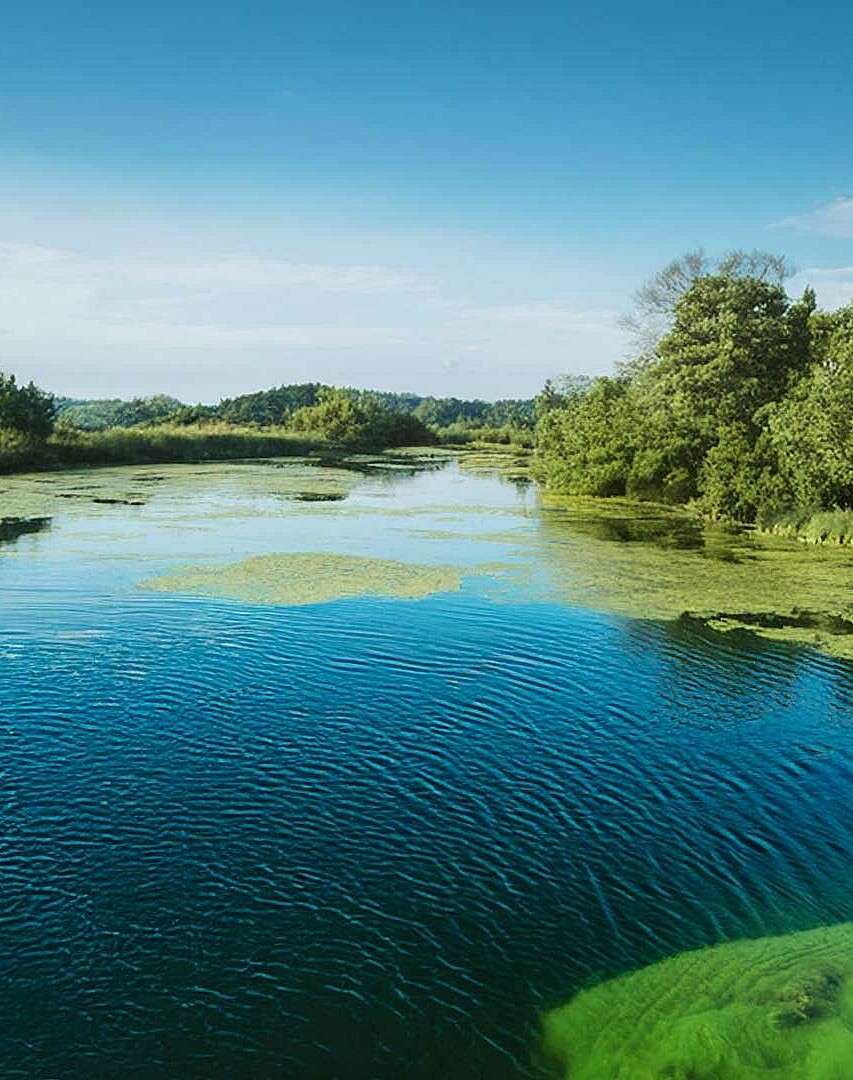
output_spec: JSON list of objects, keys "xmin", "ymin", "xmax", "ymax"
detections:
[
  {"xmin": 139, "ymin": 552, "xmax": 463, "ymax": 605},
  {"xmin": 518, "ymin": 497, "xmax": 853, "ymax": 660},
  {"xmin": 0, "ymin": 459, "xmax": 377, "ymax": 537},
  {"xmin": 542, "ymin": 923, "xmax": 853, "ymax": 1079}
]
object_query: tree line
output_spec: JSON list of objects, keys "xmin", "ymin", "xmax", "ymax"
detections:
[
  {"xmin": 0, "ymin": 374, "xmax": 534, "ymax": 472},
  {"xmin": 535, "ymin": 250, "xmax": 853, "ymax": 534},
  {"xmin": 56, "ymin": 384, "xmax": 535, "ymax": 442}
]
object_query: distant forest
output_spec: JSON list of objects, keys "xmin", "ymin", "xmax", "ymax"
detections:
[
  {"xmin": 0, "ymin": 376, "xmax": 535, "ymax": 475},
  {"xmin": 56, "ymin": 386, "xmax": 537, "ymax": 442}
]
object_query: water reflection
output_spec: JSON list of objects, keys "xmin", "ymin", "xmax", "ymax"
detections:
[{"xmin": 0, "ymin": 514, "xmax": 51, "ymax": 545}]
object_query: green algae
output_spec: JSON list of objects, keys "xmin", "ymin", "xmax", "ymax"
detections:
[
  {"xmin": 456, "ymin": 445, "xmax": 533, "ymax": 482},
  {"xmin": 0, "ymin": 458, "xmax": 364, "ymax": 520},
  {"xmin": 543, "ymin": 923, "xmax": 853, "ymax": 1079},
  {"xmin": 492, "ymin": 496, "xmax": 853, "ymax": 660},
  {"xmin": 6, "ymin": 453, "xmax": 853, "ymax": 660},
  {"xmin": 139, "ymin": 552, "xmax": 463, "ymax": 605}
]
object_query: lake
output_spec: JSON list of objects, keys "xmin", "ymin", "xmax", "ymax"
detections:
[{"xmin": 3, "ymin": 452, "xmax": 853, "ymax": 1078}]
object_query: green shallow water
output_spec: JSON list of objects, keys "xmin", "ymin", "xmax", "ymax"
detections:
[{"xmin": 544, "ymin": 924, "xmax": 853, "ymax": 1079}]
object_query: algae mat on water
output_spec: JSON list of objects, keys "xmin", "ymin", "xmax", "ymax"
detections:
[
  {"xmin": 525, "ymin": 497, "xmax": 853, "ymax": 660},
  {"xmin": 543, "ymin": 923, "xmax": 853, "ymax": 1079},
  {"xmin": 139, "ymin": 552, "xmax": 463, "ymax": 605}
]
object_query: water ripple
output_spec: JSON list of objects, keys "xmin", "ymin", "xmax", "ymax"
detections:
[{"xmin": 2, "ymin": 581, "xmax": 853, "ymax": 1076}]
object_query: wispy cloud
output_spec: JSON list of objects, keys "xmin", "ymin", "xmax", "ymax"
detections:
[
  {"xmin": 773, "ymin": 197, "xmax": 853, "ymax": 238},
  {"xmin": 0, "ymin": 242, "xmax": 418, "ymax": 292},
  {"xmin": 789, "ymin": 265, "xmax": 853, "ymax": 310},
  {"xmin": 0, "ymin": 237, "xmax": 628, "ymax": 399},
  {"xmin": 0, "ymin": 240, "xmax": 426, "ymax": 348}
]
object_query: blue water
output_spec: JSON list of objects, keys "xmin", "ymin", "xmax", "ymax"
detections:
[{"xmin": 2, "ymin": 458, "xmax": 853, "ymax": 1078}]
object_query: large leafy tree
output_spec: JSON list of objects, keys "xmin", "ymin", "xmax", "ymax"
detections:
[
  {"xmin": 620, "ymin": 248, "xmax": 792, "ymax": 360},
  {"xmin": 627, "ymin": 276, "xmax": 814, "ymax": 510},
  {"xmin": 535, "ymin": 254, "xmax": 820, "ymax": 520},
  {"xmin": 289, "ymin": 387, "xmax": 433, "ymax": 447}
]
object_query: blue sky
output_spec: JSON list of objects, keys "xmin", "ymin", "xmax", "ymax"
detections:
[{"xmin": 1, "ymin": 1, "xmax": 852, "ymax": 400}]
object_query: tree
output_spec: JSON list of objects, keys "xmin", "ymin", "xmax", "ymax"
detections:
[
  {"xmin": 289, "ymin": 387, "xmax": 434, "ymax": 447},
  {"xmin": 622, "ymin": 277, "xmax": 814, "ymax": 512},
  {"xmin": 620, "ymin": 249, "xmax": 792, "ymax": 361},
  {"xmin": 766, "ymin": 303, "xmax": 853, "ymax": 511},
  {"xmin": 535, "ymin": 259, "xmax": 818, "ymax": 520},
  {"xmin": 536, "ymin": 377, "xmax": 638, "ymax": 496},
  {"xmin": 0, "ymin": 371, "xmax": 56, "ymax": 439}
]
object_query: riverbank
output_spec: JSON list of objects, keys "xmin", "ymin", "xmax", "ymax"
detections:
[
  {"xmin": 0, "ymin": 428, "xmax": 529, "ymax": 478},
  {"xmin": 535, "ymin": 453, "xmax": 853, "ymax": 548}
]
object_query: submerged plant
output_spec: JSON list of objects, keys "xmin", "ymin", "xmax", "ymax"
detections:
[{"xmin": 542, "ymin": 923, "xmax": 853, "ymax": 1079}]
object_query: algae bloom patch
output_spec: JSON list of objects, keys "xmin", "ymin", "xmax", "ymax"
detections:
[
  {"xmin": 139, "ymin": 552, "xmax": 463, "ymax": 605},
  {"xmin": 542, "ymin": 922, "xmax": 853, "ymax": 1079}
]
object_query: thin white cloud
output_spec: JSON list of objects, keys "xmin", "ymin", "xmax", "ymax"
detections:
[
  {"xmin": 0, "ymin": 242, "xmax": 418, "ymax": 292},
  {"xmin": 461, "ymin": 302, "xmax": 619, "ymax": 330},
  {"xmin": 773, "ymin": 197, "xmax": 853, "ymax": 238},
  {"xmin": 443, "ymin": 302, "xmax": 626, "ymax": 377},
  {"xmin": 789, "ymin": 266, "xmax": 853, "ymax": 311},
  {"xmin": 0, "ymin": 236, "xmax": 628, "ymax": 399},
  {"xmin": 50, "ymin": 321, "xmax": 424, "ymax": 349}
]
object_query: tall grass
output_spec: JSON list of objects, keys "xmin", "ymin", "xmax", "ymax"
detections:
[
  {"xmin": 0, "ymin": 423, "xmax": 326, "ymax": 474},
  {"xmin": 760, "ymin": 507, "xmax": 853, "ymax": 545}
]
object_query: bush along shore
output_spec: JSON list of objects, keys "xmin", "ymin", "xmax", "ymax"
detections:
[{"xmin": 0, "ymin": 386, "xmax": 442, "ymax": 474}]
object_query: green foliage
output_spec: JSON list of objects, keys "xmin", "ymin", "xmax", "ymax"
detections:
[
  {"xmin": 764, "ymin": 508, "xmax": 853, "ymax": 546},
  {"xmin": 412, "ymin": 395, "xmax": 535, "ymax": 430},
  {"xmin": 534, "ymin": 255, "xmax": 842, "ymax": 528},
  {"xmin": 0, "ymin": 423, "xmax": 324, "ymax": 473},
  {"xmin": 215, "ymin": 383, "xmax": 322, "ymax": 425},
  {"xmin": 56, "ymin": 394, "xmax": 183, "ymax": 430},
  {"xmin": 0, "ymin": 427, "xmax": 49, "ymax": 471},
  {"xmin": 620, "ymin": 247, "xmax": 792, "ymax": 357},
  {"xmin": 5, "ymin": 379, "xmax": 525, "ymax": 472},
  {"xmin": 289, "ymin": 387, "xmax": 435, "ymax": 447},
  {"xmin": 536, "ymin": 377, "xmax": 637, "ymax": 497},
  {"xmin": 0, "ymin": 371, "xmax": 56, "ymax": 438},
  {"xmin": 289, "ymin": 387, "xmax": 367, "ymax": 441},
  {"xmin": 764, "ymin": 303, "xmax": 853, "ymax": 512},
  {"xmin": 54, "ymin": 384, "xmax": 535, "ymax": 447},
  {"xmin": 432, "ymin": 421, "xmax": 534, "ymax": 447}
]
